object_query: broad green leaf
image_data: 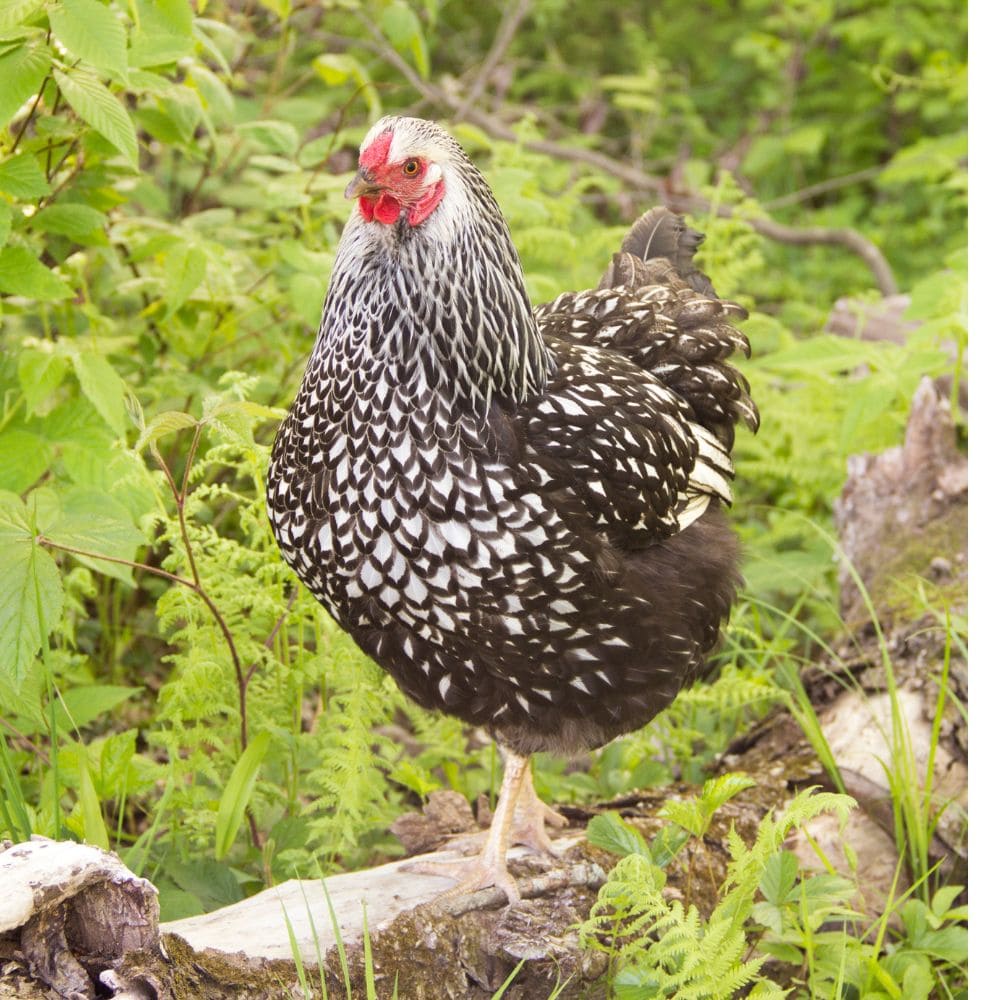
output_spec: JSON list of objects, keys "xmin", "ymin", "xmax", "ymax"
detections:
[
  {"xmin": 380, "ymin": 0, "xmax": 420, "ymax": 49},
  {"xmin": 215, "ymin": 731, "xmax": 271, "ymax": 860},
  {"xmin": 32, "ymin": 203, "xmax": 107, "ymax": 241},
  {"xmin": 165, "ymin": 857, "xmax": 242, "ymax": 911},
  {"xmin": 612, "ymin": 965, "xmax": 661, "ymax": 1000},
  {"xmin": 0, "ymin": 428, "xmax": 52, "ymax": 492},
  {"xmin": 930, "ymin": 884, "xmax": 965, "ymax": 920},
  {"xmin": 18, "ymin": 347, "xmax": 69, "ymax": 414},
  {"xmin": 161, "ymin": 85, "xmax": 202, "ymax": 142},
  {"xmin": 143, "ymin": 0, "xmax": 193, "ymax": 36},
  {"xmin": 649, "ymin": 824, "xmax": 689, "ymax": 868},
  {"xmin": 760, "ymin": 850, "xmax": 799, "ymax": 905},
  {"xmin": 312, "ymin": 53, "xmax": 380, "ymax": 118},
  {"xmin": 134, "ymin": 409, "xmax": 198, "ymax": 451},
  {"xmin": 586, "ymin": 811, "xmax": 651, "ymax": 860},
  {"xmin": 163, "ymin": 244, "xmax": 206, "ymax": 315},
  {"xmin": 235, "ymin": 120, "xmax": 300, "ymax": 157},
  {"xmin": 53, "ymin": 66, "xmax": 138, "ymax": 167},
  {"xmin": 380, "ymin": 1, "xmax": 425, "ymax": 73},
  {"xmin": 98, "ymin": 728, "xmax": 138, "ymax": 797},
  {"xmin": 0, "ymin": 152, "xmax": 51, "ymax": 198},
  {"xmin": 312, "ymin": 53, "xmax": 361, "ymax": 86},
  {"xmin": 0, "ymin": 203, "xmax": 11, "ymax": 248},
  {"xmin": 128, "ymin": 31, "xmax": 193, "ymax": 69},
  {"xmin": 0, "ymin": 493, "xmax": 64, "ymax": 688},
  {"xmin": 0, "ymin": 0, "xmax": 45, "ymax": 30},
  {"xmin": 49, "ymin": 0, "xmax": 128, "ymax": 83},
  {"xmin": 0, "ymin": 39, "xmax": 50, "ymax": 128},
  {"xmin": 45, "ymin": 488, "xmax": 146, "ymax": 584},
  {"xmin": 0, "ymin": 246, "xmax": 72, "ymax": 301},
  {"xmin": 187, "ymin": 64, "xmax": 234, "ymax": 127},
  {"xmin": 71, "ymin": 350, "xmax": 126, "ymax": 436},
  {"xmin": 53, "ymin": 684, "xmax": 142, "ymax": 732}
]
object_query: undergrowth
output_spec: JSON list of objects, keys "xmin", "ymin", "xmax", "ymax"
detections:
[{"xmin": 0, "ymin": 0, "xmax": 967, "ymax": 996}]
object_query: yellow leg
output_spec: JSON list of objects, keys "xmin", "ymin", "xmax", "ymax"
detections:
[
  {"xmin": 404, "ymin": 749, "xmax": 531, "ymax": 903},
  {"xmin": 512, "ymin": 762, "xmax": 568, "ymax": 854}
]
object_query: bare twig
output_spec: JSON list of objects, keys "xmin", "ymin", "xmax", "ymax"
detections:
[
  {"xmin": 10, "ymin": 71, "xmax": 51, "ymax": 156},
  {"xmin": 0, "ymin": 716, "xmax": 51, "ymax": 766},
  {"xmin": 452, "ymin": 0, "xmax": 532, "ymax": 120},
  {"xmin": 37, "ymin": 534, "xmax": 250, "ymax": 751},
  {"xmin": 663, "ymin": 192, "xmax": 899, "ymax": 296},
  {"xmin": 764, "ymin": 165, "xmax": 886, "ymax": 210},
  {"xmin": 353, "ymin": 21, "xmax": 899, "ymax": 296}
]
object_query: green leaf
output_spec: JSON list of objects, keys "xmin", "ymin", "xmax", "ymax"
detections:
[
  {"xmin": 32, "ymin": 203, "xmax": 107, "ymax": 241},
  {"xmin": 0, "ymin": 492, "xmax": 64, "ymax": 688},
  {"xmin": 44, "ymin": 488, "xmax": 145, "ymax": 585},
  {"xmin": 53, "ymin": 66, "xmax": 138, "ymax": 167},
  {"xmin": 311, "ymin": 53, "xmax": 380, "ymax": 117},
  {"xmin": 0, "ymin": 246, "xmax": 72, "ymax": 301},
  {"xmin": 649, "ymin": 824, "xmax": 689, "ymax": 868},
  {"xmin": 71, "ymin": 350, "xmax": 126, "ymax": 435},
  {"xmin": 0, "ymin": 39, "xmax": 50, "ymax": 129},
  {"xmin": 657, "ymin": 798, "xmax": 704, "ymax": 837},
  {"xmin": 930, "ymin": 884, "xmax": 965, "ymax": 920},
  {"xmin": 379, "ymin": 1, "xmax": 430, "ymax": 78},
  {"xmin": 586, "ymin": 811, "xmax": 651, "ymax": 860},
  {"xmin": 128, "ymin": 31, "xmax": 193, "ymax": 68},
  {"xmin": 0, "ymin": 152, "xmax": 51, "ymax": 198},
  {"xmin": 0, "ymin": 0, "xmax": 45, "ymax": 30},
  {"xmin": 49, "ymin": 0, "xmax": 128, "ymax": 83},
  {"xmin": 143, "ymin": 0, "xmax": 193, "ymax": 36},
  {"xmin": 0, "ymin": 203, "xmax": 11, "ymax": 249},
  {"xmin": 215, "ymin": 731, "xmax": 271, "ymax": 860},
  {"xmin": 134, "ymin": 409, "xmax": 198, "ymax": 451},
  {"xmin": 380, "ymin": 1, "xmax": 422, "ymax": 58},
  {"xmin": 163, "ymin": 244, "xmax": 206, "ymax": 315},
  {"xmin": 0, "ymin": 428, "xmax": 52, "ymax": 492},
  {"xmin": 700, "ymin": 772, "xmax": 757, "ymax": 814},
  {"xmin": 75, "ymin": 747, "xmax": 110, "ymax": 848},
  {"xmin": 612, "ymin": 965, "xmax": 661, "ymax": 1000},
  {"xmin": 53, "ymin": 684, "xmax": 141, "ymax": 732},
  {"xmin": 18, "ymin": 346, "xmax": 69, "ymax": 414},
  {"xmin": 235, "ymin": 120, "xmax": 300, "ymax": 157},
  {"xmin": 760, "ymin": 850, "xmax": 798, "ymax": 905}
]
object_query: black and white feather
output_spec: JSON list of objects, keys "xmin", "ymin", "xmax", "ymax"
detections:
[{"xmin": 267, "ymin": 117, "xmax": 758, "ymax": 757}]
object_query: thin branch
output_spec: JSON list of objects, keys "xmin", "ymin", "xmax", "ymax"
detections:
[
  {"xmin": 764, "ymin": 165, "xmax": 886, "ymax": 210},
  {"xmin": 663, "ymin": 192, "xmax": 899, "ymax": 296},
  {"xmin": 353, "ymin": 22, "xmax": 899, "ymax": 295},
  {"xmin": 452, "ymin": 0, "xmax": 532, "ymax": 120},
  {"xmin": 0, "ymin": 716, "xmax": 51, "ymax": 766},
  {"xmin": 37, "ymin": 536, "xmax": 248, "ymax": 748},
  {"xmin": 10, "ymin": 71, "xmax": 51, "ymax": 156}
]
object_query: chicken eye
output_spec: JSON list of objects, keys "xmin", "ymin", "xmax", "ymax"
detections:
[{"xmin": 403, "ymin": 159, "xmax": 421, "ymax": 176}]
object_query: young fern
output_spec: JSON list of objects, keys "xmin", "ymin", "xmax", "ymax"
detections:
[{"xmin": 580, "ymin": 787, "xmax": 855, "ymax": 998}]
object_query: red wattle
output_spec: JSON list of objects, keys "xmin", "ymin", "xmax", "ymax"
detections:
[
  {"xmin": 359, "ymin": 196, "xmax": 375, "ymax": 222},
  {"xmin": 408, "ymin": 180, "xmax": 445, "ymax": 226},
  {"xmin": 373, "ymin": 193, "xmax": 402, "ymax": 224}
]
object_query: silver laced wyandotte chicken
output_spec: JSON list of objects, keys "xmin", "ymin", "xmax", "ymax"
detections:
[{"xmin": 267, "ymin": 117, "xmax": 759, "ymax": 902}]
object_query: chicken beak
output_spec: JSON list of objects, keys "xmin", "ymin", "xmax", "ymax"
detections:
[{"xmin": 345, "ymin": 170, "xmax": 381, "ymax": 200}]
